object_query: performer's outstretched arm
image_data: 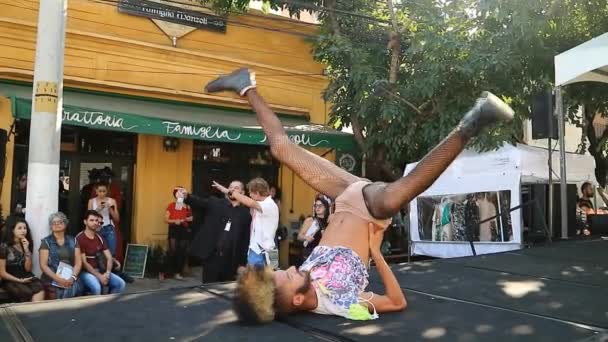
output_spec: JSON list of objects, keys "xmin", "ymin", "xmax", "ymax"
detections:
[
  {"xmin": 362, "ymin": 223, "xmax": 407, "ymax": 313},
  {"xmin": 363, "ymin": 92, "xmax": 514, "ymax": 219}
]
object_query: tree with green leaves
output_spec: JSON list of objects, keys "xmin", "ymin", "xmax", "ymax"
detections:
[{"xmin": 201, "ymin": 0, "xmax": 608, "ymax": 184}]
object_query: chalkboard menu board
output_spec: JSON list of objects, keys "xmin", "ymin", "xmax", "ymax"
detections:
[{"xmin": 123, "ymin": 244, "xmax": 149, "ymax": 278}]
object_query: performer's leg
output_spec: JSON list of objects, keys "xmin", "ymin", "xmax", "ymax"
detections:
[
  {"xmin": 206, "ymin": 69, "xmax": 361, "ymax": 199},
  {"xmin": 363, "ymin": 92, "xmax": 514, "ymax": 219}
]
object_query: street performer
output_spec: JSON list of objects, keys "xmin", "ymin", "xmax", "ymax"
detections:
[{"xmin": 205, "ymin": 68, "xmax": 514, "ymax": 323}]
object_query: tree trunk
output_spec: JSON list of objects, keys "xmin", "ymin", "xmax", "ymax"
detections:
[
  {"xmin": 365, "ymin": 146, "xmax": 400, "ymax": 181},
  {"xmin": 386, "ymin": 0, "xmax": 400, "ymax": 84},
  {"xmin": 595, "ymin": 158, "xmax": 607, "ymax": 188},
  {"xmin": 324, "ymin": 0, "xmax": 401, "ymax": 182},
  {"xmin": 324, "ymin": 0, "xmax": 341, "ymax": 35},
  {"xmin": 365, "ymin": 0, "xmax": 400, "ymax": 181},
  {"xmin": 349, "ymin": 115, "xmax": 366, "ymax": 151}
]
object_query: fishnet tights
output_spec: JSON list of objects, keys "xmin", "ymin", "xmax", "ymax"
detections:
[
  {"xmin": 364, "ymin": 130, "xmax": 470, "ymax": 219},
  {"xmin": 246, "ymin": 90, "xmax": 473, "ymax": 219},
  {"xmin": 247, "ymin": 90, "xmax": 361, "ymax": 199}
]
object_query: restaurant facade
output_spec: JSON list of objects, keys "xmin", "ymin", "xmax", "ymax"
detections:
[{"xmin": 0, "ymin": 0, "xmax": 357, "ymax": 265}]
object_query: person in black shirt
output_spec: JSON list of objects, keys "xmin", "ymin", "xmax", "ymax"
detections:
[
  {"xmin": 0, "ymin": 216, "xmax": 44, "ymax": 302},
  {"xmin": 182, "ymin": 181, "xmax": 252, "ymax": 283},
  {"xmin": 578, "ymin": 182, "xmax": 595, "ymax": 211}
]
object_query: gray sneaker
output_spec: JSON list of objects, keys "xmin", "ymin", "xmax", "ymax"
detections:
[
  {"xmin": 205, "ymin": 68, "xmax": 256, "ymax": 96},
  {"xmin": 459, "ymin": 91, "xmax": 514, "ymax": 137}
]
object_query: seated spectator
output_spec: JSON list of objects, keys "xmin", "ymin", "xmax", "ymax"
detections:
[
  {"xmin": 89, "ymin": 215, "xmax": 133, "ymax": 284},
  {"xmin": 39, "ymin": 212, "xmax": 83, "ymax": 299},
  {"xmin": 579, "ymin": 182, "xmax": 596, "ymax": 208},
  {"xmin": 0, "ymin": 216, "xmax": 44, "ymax": 302},
  {"xmin": 77, "ymin": 210, "xmax": 125, "ymax": 295}
]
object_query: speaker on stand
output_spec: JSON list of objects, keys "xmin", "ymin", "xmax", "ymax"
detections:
[
  {"xmin": 523, "ymin": 183, "xmax": 577, "ymax": 242},
  {"xmin": 530, "ymin": 89, "xmax": 560, "ymax": 237},
  {"xmin": 531, "ymin": 90, "xmax": 557, "ymax": 140}
]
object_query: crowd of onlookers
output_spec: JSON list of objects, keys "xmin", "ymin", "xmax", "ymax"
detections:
[
  {"xmin": 1, "ymin": 166, "xmax": 129, "ymax": 303},
  {"xmin": 1, "ymin": 170, "xmax": 354, "ymax": 304},
  {"xmin": 164, "ymin": 177, "xmax": 281, "ymax": 284},
  {"xmin": 162, "ymin": 176, "xmax": 339, "ymax": 284},
  {"xmin": 0, "ymin": 172, "xmax": 289, "ymax": 303},
  {"xmin": 0, "ymin": 209, "xmax": 127, "ymax": 303}
]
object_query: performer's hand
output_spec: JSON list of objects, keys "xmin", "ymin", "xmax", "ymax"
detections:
[
  {"xmin": 212, "ymin": 181, "xmax": 229, "ymax": 194},
  {"xmin": 368, "ymin": 223, "xmax": 384, "ymax": 255},
  {"xmin": 20, "ymin": 238, "xmax": 29, "ymax": 251}
]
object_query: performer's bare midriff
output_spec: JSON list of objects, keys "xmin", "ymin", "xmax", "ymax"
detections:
[
  {"xmin": 321, "ymin": 213, "xmax": 371, "ymax": 263},
  {"xmin": 204, "ymin": 68, "xmax": 514, "ymax": 324}
]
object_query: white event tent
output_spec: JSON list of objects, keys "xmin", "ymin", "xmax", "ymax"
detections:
[
  {"xmin": 404, "ymin": 144, "xmax": 597, "ymax": 258},
  {"xmin": 554, "ymin": 32, "xmax": 608, "ymax": 238}
]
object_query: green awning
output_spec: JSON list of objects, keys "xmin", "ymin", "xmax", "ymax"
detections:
[{"xmin": 11, "ymin": 97, "xmax": 356, "ymax": 150}]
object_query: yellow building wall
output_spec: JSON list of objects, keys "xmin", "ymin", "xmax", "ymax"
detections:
[
  {"xmin": 0, "ymin": 97, "xmax": 15, "ymax": 217},
  {"xmin": 132, "ymin": 135, "xmax": 193, "ymax": 246},
  {"xmin": 0, "ymin": 1, "xmax": 338, "ymax": 247},
  {"xmin": 0, "ymin": 1, "xmax": 328, "ymax": 121},
  {"xmin": 277, "ymin": 147, "xmax": 335, "ymax": 268},
  {"xmin": 279, "ymin": 148, "xmax": 336, "ymax": 225},
  {"xmin": 132, "ymin": 142, "xmax": 335, "ymax": 247}
]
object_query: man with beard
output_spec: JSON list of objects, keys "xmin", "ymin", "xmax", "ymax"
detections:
[{"xmin": 182, "ymin": 181, "xmax": 252, "ymax": 283}]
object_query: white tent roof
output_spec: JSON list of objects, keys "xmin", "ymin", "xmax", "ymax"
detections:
[
  {"xmin": 404, "ymin": 143, "xmax": 597, "ymax": 185},
  {"xmin": 555, "ymin": 32, "xmax": 608, "ymax": 86}
]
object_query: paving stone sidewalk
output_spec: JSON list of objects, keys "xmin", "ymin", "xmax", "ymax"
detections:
[{"xmin": 124, "ymin": 266, "xmax": 203, "ymax": 293}]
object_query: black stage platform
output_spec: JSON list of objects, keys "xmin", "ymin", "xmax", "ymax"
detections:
[{"xmin": 1, "ymin": 239, "xmax": 607, "ymax": 341}]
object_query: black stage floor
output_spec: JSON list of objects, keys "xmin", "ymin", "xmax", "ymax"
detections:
[{"xmin": 2, "ymin": 238, "xmax": 607, "ymax": 341}]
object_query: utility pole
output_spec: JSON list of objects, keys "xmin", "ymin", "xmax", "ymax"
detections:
[
  {"xmin": 25, "ymin": 0, "xmax": 68, "ymax": 275},
  {"xmin": 555, "ymin": 87, "xmax": 568, "ymax": 239}
]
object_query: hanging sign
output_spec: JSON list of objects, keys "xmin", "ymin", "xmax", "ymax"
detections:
[
  {"xmin": 117, "ymin": 0, "xmax": 227, "ymax": 33},
  {"xmin": 13, "ymin": 98, "xmax": 356, "ymax": 150}
]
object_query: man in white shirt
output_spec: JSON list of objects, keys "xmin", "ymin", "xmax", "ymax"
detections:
[{"xmin": 212, "ymin": 177, "xmax": 279, "ymax": 267}]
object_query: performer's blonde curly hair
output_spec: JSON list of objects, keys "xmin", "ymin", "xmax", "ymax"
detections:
[{"xmin": 233, "ymin": 265, "xmax": 276, "ymax": 324}]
